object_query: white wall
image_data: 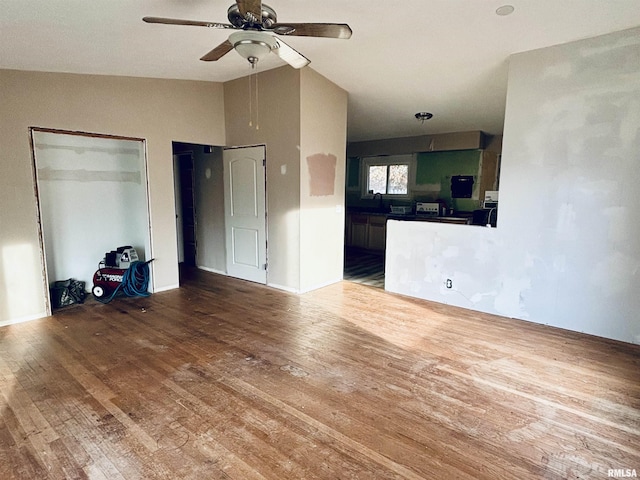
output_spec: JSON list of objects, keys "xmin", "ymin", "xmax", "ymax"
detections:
[
  {"xmin": 386, "ymin": 26, "xmax": 640, "ymax": 345},
  {"xmin": 0, "ymin": 69, "xmax": 225, "ymax": 325}
]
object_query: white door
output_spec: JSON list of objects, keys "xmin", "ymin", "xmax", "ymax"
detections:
[{"xmin": 223, "ymin": 146, "xmax": 267, "ymax": 284}]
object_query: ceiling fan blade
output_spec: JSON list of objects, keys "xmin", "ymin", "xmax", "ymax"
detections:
[
  {"xmin": 200, "ymin": 40, "xmax": 234, "ymax": 61},
  {"xmin": 273, "ymin": 38, "xmax": 310, "ymax": 69},
  {"xmin": 236, "ymin": 0, "xmax": 263, "ymax": 24},
  {"xmin": 143, "ymin": 16, "xmax": 235, "ymax": 29},
  {"xmin": 270, "ymin": 23, "xmax": 352, "ymax": 39}
]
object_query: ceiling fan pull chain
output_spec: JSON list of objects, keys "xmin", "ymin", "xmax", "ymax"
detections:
[
  {"xmin": 248, "ymin": 73, "xmax": 253, "ymax": 128},
  {"xmin": 255, "ymin": 72, "xmax": 260, "ymax": 131}
]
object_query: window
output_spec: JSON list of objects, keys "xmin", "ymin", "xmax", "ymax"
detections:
[
  {"xmin": 368, "ymin": 164, "xmax": 409, "ymax": 194},
  {"xmin": 362, "ymin": 155, "xmax": 413, "ymax": 197}
]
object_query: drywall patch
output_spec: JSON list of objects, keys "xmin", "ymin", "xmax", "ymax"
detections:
[
  {"xmin": 603, "ymin": 206, "xmax": 627, "ymax": 244},
  {"xmin": 590, "ymin": 251, "xmax": 637, "ymax": 296},
  {"xmin": 470, "ymin": 291, "xmax": 498, "ymax": 304},
  {"xmin": 494, "ymin": 276, "xmax": 531, "ymax": 319},
  {"xmin": 555, "ymin": 203, "xmax": 577, "ymax": 241},
  {"xmin": 552, "ymin": 255, "xmax": 567, "ymax": 273},
  {"xmin": 442, "ymin": 246, "xmax": 460, "ymax": 258},
  {"xmin": 34, "ymin": 142, "xmax": 140, "ymax": 156},
  {"xmin": 37, "ymin": 167, "xmax": 141, "ymax": 183},
  {"xmin": 542, "ymin": 62, "xmax": 572, "ymax": 80},
  {"xmin": 307, "ymin": 153, "xmax": 337, "ymax": 196}
]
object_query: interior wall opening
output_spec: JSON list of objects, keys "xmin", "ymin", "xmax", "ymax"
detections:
[
  {"xmin": 172, "ymin": 142, "xmax": 226, "ymax": 282},
  {"xmin": 31, "ymin": 128, "xmax": 152, "ymax": 313}
]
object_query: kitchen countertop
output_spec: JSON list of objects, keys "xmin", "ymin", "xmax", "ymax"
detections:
[
  {"xmin": 388, "ymin": 214, "xmax": 471, "ymax": 224},
  {"xmin": 347, "ymin": 208, "xmax": 473, "ymax": 224}
]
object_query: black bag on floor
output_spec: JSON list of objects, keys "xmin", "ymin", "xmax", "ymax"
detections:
[{"xmin": 50, "ymin": 279, "xmax": 86, "ymax": 308}]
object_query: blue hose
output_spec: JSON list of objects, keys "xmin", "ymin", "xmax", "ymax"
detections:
[{"xmin": 96, "ymin": 260, "xmax": 153, "ymax": 304}]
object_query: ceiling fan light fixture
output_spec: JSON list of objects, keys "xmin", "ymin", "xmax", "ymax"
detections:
[{"xmin": 229, "ymin": 30, "xmax": 277, "ymax": 67}]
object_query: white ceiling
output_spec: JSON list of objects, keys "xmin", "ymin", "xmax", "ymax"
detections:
[{"xmin": 2, "ymin": 1, "xmax": 640, "ymax": 142}]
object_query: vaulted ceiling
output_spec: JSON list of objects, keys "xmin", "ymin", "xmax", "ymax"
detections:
[{"xmin": 2, "ymin": 1, "xmax": 640, "ymax": 142}]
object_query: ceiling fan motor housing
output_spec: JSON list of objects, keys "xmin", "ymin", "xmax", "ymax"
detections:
[{"xmin": 227, "ymin": 3, "xmax": 277, "ymax": 28}]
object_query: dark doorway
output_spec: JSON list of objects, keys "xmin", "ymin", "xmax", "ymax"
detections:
[{"xmin": 173, "ymin": 147, "xmax": 197, "ymax": 267}]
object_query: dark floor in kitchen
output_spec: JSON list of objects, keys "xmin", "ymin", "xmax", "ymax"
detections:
[{"xmin": 343, "ymin": 248, "xmax": 385, "ymax": 288}]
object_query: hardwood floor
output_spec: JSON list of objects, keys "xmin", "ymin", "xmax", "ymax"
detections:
[
  {"xmin": 1, "ymin": 268, "xmax": 639, "ymax": 479},
  {"xmin": 343, "ymin": 248, "xmax": 385, "ymax": 288}
]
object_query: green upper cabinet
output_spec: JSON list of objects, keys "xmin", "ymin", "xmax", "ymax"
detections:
[
  {"xmin": 415, "ymin": 149, "xmax": 482, "ymax": 210},
  {"xmin": 416, "ymin": 150, "xmax": 481, "ymax": 184}
]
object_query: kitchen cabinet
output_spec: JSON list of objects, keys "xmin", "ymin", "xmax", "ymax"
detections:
[
  {"xmin": 367, "ymin": 215, "xmax": 387, "ymax": 250},
  {"xmin": 349, "ymin": 214, "xmax": 369, "ymax": 249},
  {"xmin": 346, "ymin": 213, "xmax": 387, "ymax": 252}
]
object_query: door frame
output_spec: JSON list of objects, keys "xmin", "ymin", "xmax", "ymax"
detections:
[{"xmin": 29, "ymin": 127, "xmax": 153, "ymax": 315}]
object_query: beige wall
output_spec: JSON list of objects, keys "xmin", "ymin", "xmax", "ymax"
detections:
[
  {"xmin": 0, "ymin": 69, "xmax": 225, "ymax": 324},
  {"xmin": 224, "ymin": 67, "xmax": 302, "ymax": 291},
  {"xmin": 1, "ymin": 65, "xmax": 347, "ymax": 322},
  {"xmin": 299, "ymin": 68, "xmax": 348, "ymax": 292}
]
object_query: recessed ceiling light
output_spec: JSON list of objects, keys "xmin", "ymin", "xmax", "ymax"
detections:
[
  {"xmin": 496, "ymin": 5, "xmax": 515, "ymax": 16},
  {"xmin": 415, "ymin": 112, "xmax": 433, "ymax": 124}
]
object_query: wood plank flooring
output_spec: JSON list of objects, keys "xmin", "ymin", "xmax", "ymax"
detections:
[
  {"xmin": 343, "ymin": 248, "xmax": 385, "ymax": 288},
  {"xmin": 1, "ymin": 267, "xmax": 639, "ymax": 479}
]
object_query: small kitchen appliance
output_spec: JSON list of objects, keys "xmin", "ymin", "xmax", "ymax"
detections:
[
  {"xmin": 483, "ymin": 190, "xmax": 499, "ymax": 209},
  {"xmin": 415, "ymin": 202, "xmax": 442, "ymax": 216},
  {"xmin": 390, "ymin": 205, "xmax": 412, "ymax": 215}
]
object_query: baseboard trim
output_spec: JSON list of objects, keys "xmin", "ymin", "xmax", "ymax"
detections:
[
  {"xmin": 154, "ymin": 284, "xmax": 180, "ymax": 293},
  {"xmin": 299, "ymin": 278, "xmax": 343, "ymax": 294},
  {"xmin": 0, "ymin": 312, "xmax": 48, "ymax": 328},
  {"xmin": 197, "ymin": 266, "xmax": 227, "ymax": 276},
  {"xmin": 267, "ymin": 283, "xmax": 299, "ymax": 294}
]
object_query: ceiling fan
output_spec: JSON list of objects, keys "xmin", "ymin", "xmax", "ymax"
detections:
[{"xmin": 143, "ymin": 0, "xmax": 352, "ymax": 69}]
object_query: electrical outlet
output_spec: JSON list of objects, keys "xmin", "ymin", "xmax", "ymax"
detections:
[{"xmin": 446, "ymin": 279, "xmax": 453, "ymax": 289}]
